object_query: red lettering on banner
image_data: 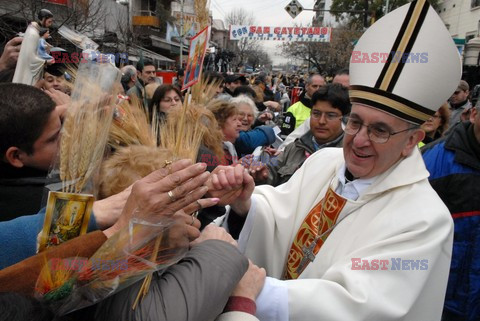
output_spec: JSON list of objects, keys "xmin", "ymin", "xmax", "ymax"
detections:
[
  {"xmin": 301, "ymin": 27, "xmax": 308, "ymax": 34},
  {"xmin": 288, "ymin": 27, "xmax": 294, "ymax": 34},
  {"xmin": 321, "ymin": 27, "xmax": 328, "ymax": 35},
  {"xmin": 264, "ymin": 27, "xmax": 270, "ymax": 33},
  {"xmin": 274, "ymin": 27, "xmax": 281, "ymax": 34},
  {"xmin": 250, "ymin": 26, "xmax": 256, "ymax": 33},
  {"xmin": 294, "ymin": 27, "xmax": 300, "ymax": 35},
  {"xmin": 307, "ymin": 28, "xmax": 313, "ymax": 34},
  {"xmin": 313, "ymin": 27, "xmax": 320, "ymax": 35},
  {"xmin": 281, "ymin": 27, "xmax": 287, "ymax": 34}
]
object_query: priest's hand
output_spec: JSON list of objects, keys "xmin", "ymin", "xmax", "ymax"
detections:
[
  {"xmin": 206, "ymin": 164, "xmax": 254, "ymax": 216},
  {"xmin": 232, "ymin": 260, "xmax": 266, "ymax": 301}
]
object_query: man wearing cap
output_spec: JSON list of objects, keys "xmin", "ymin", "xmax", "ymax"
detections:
[
  {"xmin": 207, "ymin": 1, "xmax": 456, "ymax": 320},
  {"xmin": 448, "ymin": 80, "xmax": 472, "ymax": 128},
  {"xmin": 219, "ymin": 74, "xmax": 245, "ymax": 100}
]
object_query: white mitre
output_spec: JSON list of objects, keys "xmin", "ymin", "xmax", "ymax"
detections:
[{"xmin": 349, "ymin": 0, "xmax": 461, "ymax": 124}]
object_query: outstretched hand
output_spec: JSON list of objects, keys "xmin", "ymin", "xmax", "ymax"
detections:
[{"xmin": 104, "ymin": 160, "xmax": 212, "ymax": 238}]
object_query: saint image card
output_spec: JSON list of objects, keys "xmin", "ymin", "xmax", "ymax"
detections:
[{"xmin": 38, "ymin": 191, "xmax": 94, "ymax": 252}]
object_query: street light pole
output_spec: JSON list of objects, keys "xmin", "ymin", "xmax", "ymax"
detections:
[{"xmin": 180, "ymin": 0, "xmax": 184, "ymax": 68}]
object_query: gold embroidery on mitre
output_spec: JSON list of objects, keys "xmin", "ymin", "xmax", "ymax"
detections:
[{"xmin": 283, "ymin": 187, "xmax": 347, "ymax": 280}]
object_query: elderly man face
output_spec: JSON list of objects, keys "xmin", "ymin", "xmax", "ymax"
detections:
[
  {"xmin": 343, "ymin": 104, "xmax": 424, "ymax": 179},
  {"xmin": 306, "ymin": 75, "xmax": 326, "ymax": 98}
]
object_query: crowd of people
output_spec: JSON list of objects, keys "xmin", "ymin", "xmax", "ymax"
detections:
[{"xmin": 0, "ymin": 1, "xmax": 480, "ymax": 320}]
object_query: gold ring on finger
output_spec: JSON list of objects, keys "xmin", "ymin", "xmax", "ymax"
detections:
[{"xmin": 167, "ymin": 190, "xmax": 176, "ymax": 202}]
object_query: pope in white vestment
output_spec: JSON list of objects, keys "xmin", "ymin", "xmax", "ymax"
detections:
[
  {"xmin": 211, "ymin": 1, "xmax": 463, "ymax": 320},
  {"xmin": 234, "ymin": 147, "xmax": 453, "ymax": 320}
]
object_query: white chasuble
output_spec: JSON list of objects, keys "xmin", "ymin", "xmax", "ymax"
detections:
[{"xmin": 236, "ymin": 148, "xmax": 453, "ymax": 321}]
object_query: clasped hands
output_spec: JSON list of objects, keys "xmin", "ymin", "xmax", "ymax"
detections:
[{"xmin": 103, "ymin": 159, "xmax": 254, "ymax": 242}]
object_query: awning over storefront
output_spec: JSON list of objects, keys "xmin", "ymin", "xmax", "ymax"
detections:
[{"xmin": 128, "ymin": 45, "xmax": 175, "ymax": 64}]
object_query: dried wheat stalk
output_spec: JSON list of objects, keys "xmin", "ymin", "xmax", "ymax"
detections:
[{"xmin": 58, "ymin": 63, "xmax": 119, "ymax": 194}]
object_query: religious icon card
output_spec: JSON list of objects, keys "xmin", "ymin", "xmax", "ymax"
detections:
[{"xmin": 38, "ymin": 191, "xmax": 94, "ymax": 252}]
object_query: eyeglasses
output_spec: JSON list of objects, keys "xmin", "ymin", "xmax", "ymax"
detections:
[
  {"xmin": 311, "ymin": 110, "xmax": 342, "ymax": 121},
  {"xmin": 344, "ymin": 116, "xmax": 418, "ymax": 144}
]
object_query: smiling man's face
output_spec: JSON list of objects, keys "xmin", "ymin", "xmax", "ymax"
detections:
[{"xmin": 343, "ymin": 104, "xmax": 422, "ymax": 179}]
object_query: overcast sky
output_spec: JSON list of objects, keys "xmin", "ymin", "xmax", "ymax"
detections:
[{"xmin": 209, "ymin": 0, "xmax": 321, "ymax": 64}]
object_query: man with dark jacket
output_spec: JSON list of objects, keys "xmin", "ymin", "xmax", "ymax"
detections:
[
  {"xmin": 127, "ymin": 59, "xmax": 156, "ymax": 107},
  {"xmin": 422, "ymin": 105, "xmax": 480, "ymax": 321},
  {"xmin": 253, "ymin": 84, "xmax": 350, "ymax": 186}
]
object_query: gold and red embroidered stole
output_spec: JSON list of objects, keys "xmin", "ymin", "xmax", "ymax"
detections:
[{"xmin": 283, "ymin": 187, "xmax": 347, "ymax": 280}]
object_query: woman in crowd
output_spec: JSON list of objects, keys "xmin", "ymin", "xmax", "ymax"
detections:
[
  {"xmin": 148, "ymin": 84, "xmax": 183, "ymax": 121},
  {"xmin": 420, "ymin": 103, "xmax": 450, "ymax": 146},
  {"xmin": 230, "ymin": 95, "xmax": 276, "ymax": 156},
  {"xmin": 207, "ymin": 100, "xmax": 242, "ymax": 164}
]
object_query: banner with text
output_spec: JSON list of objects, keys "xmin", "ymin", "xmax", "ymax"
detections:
[{"xmin": 229, "ymin": 25, "xmax": 331, "ymax": 42}]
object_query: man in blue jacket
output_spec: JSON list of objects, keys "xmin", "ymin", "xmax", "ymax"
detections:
[{"xmin": 422, "ymin": 104, "xmax": 480, "ymax": 321}]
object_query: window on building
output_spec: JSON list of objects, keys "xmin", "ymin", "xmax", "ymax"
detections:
[{"xmin": 472, "ymin": 0, "xmax": 480, "ymax": 9}]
